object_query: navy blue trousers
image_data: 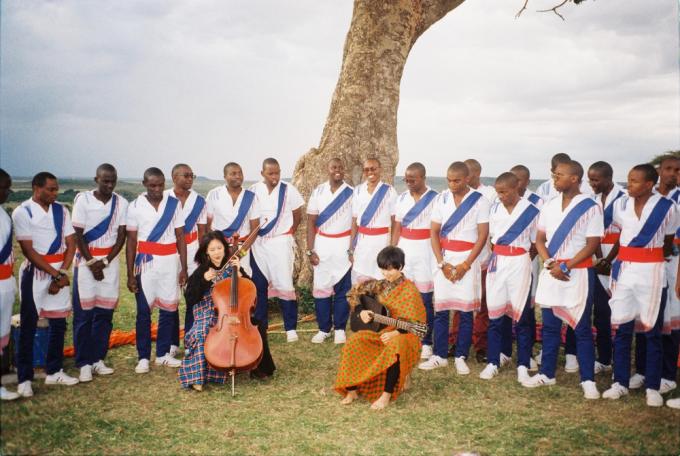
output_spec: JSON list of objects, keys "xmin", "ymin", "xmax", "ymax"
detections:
[
  {"xmin": 314, "ymin": 269, "xmax": 351, "ymax": 332},
  {"xmin": 134, "ymin": 275, "xmax": 175, "ymax": 360},
  {"xmin": 72, "ymin": 268, "xmax": 114, "ymax": 367},
  {"xmin": 250, "ymin": 256, "xmax": 298, "ymax": 331}
]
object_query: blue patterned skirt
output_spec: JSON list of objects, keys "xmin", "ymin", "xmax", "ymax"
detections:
[{"xmin": 178, "ymin": 296, "xmax": 229, "ymax": 388}]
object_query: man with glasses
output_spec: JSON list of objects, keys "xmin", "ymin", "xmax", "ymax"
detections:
[
  {"xmin": 349, "ymin": 157, "xmax": 397, "ymax": 284},
  {"xmin": 165, "ymin": 164, "xmax": 207, "ymax": 352}
]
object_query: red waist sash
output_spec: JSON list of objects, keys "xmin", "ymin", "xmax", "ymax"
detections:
[
  {"xmin": 137, "ymin": 241, "xmax": 177, "ymax": 256},
  {"xmin": 358, "ymin": 226, "xmax": 389, "ymax": 236},
  {"xmin": 400, "ymin": 228, "xmax": 430, "ymax": 240},
  {"xmin": 184, "ymin": 231, "xmax": 198, "ymax": 244},
  {"xmin": 317, "ymin": 229, "xmax": 351, "ymax": 238},
  {"xmin": 0, "ymin": 264, "xmax": 12, "ymax": 280},
  {"xmin": 42, "ymin": 253, "xmax": 65, "ymax": 264},
  {"xmin": 493, "ymin": 245, "xmax": 527, "ymax": 256},
  {"xmin": 617, "ymin": 246, "xmax": 664, "ymax": 263},
  {"xmin": 601, "ymin": 232, "xmax": 620, "ymax": 245},
  {"xmin": 556, "ymin": 257, "xmax": 594, "ymax": 269},
  {"xmin": 440, "ymin": 239, "xmax": 475, "ymax": 252}
]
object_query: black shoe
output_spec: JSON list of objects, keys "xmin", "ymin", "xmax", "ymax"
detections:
[{"xmin": 475, "ymin": 350, "xmax": 487, "ymax": 364}]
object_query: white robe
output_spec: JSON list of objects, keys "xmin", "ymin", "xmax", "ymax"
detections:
[
  {"xmin": 535, "ymin": 194, "xmax": 603, "ymax": 328},
  {"xmin": 307, "ymin": 182, "xmax": 353, "ymax": 298},
  {"xmin": 0, "ymin": 207, "xmax": 16, "ymax": 349},
  {"xmin": 164, "ymin": 189, "xmax": 207, "ymax": 276},
  {"xmin": 71, "ymin": 190, "xmax": 128, "ymax": 310},
  {"xmin": 594, "ymin": 183, "xmax": 626, "ymax": 289}
]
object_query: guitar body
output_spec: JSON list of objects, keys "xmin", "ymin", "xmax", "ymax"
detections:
[{"xmin": 350, "ymin": 294, "xmax": 388, "ymax": 333}]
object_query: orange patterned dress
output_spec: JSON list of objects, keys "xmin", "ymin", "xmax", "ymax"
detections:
[{"xmin": 334, "ymin": 277, "xmax": 426, "ymax": 402}]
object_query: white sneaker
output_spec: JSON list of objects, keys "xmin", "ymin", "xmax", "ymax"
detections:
[
  {"xmin": 169, "ymin": 345, "xmax": 180, "ymax": 357},
  {"xmin": 17, "ymin": 381, "xmax": 33, "ymax": 398},
  {"xmin": 535, "ymin": 350, "xmax": 542, "ymax": 365},
  {"xmin": 45, "ymin": 370, "xmax": 79, "ymax": 386},
  {"xmin": 581, "ymin": 380, "xmax": 600, "ymax": 399},
  {"xmin": 92, "ymin": 360, "xmax": 114, "ymax": 375},
  {"xmin": 333, "ymin": 330, "xmax": 346, "ymax": 344},
  {"xmin": 79, "ymin": 365, "xmax": 93, "ymax": 383},
  {"xmin": 479, "ymin": 363, "xmax": 498, "ymax": 380},
  {"xmin": 454, "ymin": 356, "xmax": 470, "ymax": 375},
  {"xmin": 418, "ymin": 355, "xmax": 448, "ymax": 370},
  {"xmin": 311, "ymin": 331, "xmax": 331, "ymax": 344},
  {"xmin": 517, "ymin": 366, "xmax": 531, "ymax": 384},
  {"xmin": 522, "ymin": 373, "xmax": 556, "ymax": 388},
  {"xmin": 564, "ymin": 354, "xmax": 579, "ymax": 373},
  {"xmin": 286, "ymin": 330, "xmax": 299, "ymax": 343},
  {"xmin": 135, "ymin": 359, "xmax": 150, "ymax": 374},
  {"xmin": 500, "ymin": 353, "xmax": 511, "ymax": 367},
  {"xmin": 666, "ymin": 398, "xmax": 680, "ymax": 409},
  {"xmin": 594, "ymin": 361, "xmax": 612, "ymax": 375},
  {"xmin": 646, "ymin": 389, "xmax": 663, "ymax": 407},
  {"xmin": 629, "ymin": 373, "xmax": 645, "ymax": 389},
  {"xmin": 659, "ymin": 379, "xmax": 677, "ymax": 395},
  {"xmin": 1, "ymin": 386, "xmax": 20, "ymax": 401},
  {"xmin": 529, "ymin": 357, "xmax": 539, "ymax": 372},
  {"xmin": 155, "ymin": 353, "xmax": 181, "ymax": 367},
  {"xmin": 602, "ymin": 382, "xmax": 629, "ymax": 400},
  {"xmin": 420, "ymin": 344, "xmax": 433, "ymax": 359}
]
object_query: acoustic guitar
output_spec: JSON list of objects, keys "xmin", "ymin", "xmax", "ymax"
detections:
[{"xmin": 350, "ymin": 294, "xmax": 428, "ymax": 339}]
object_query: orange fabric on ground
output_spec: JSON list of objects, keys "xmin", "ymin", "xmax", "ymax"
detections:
[
  {"xmin": 334, "ymin": 278, "xmax": 425, "ymax": 402},
  {"xmin": 63, "ymin": 324, "xmax": 182, "ymax": 357}
]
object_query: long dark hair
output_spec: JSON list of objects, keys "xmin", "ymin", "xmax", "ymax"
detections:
[{"xmin": 194, "ymin": 231, "xmax": 230, "ymax": 267}]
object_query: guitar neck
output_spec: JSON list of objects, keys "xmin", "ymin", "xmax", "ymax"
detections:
[{"xmin": 372, "ymin": 314, "xmax": 415, "ymax": 332}]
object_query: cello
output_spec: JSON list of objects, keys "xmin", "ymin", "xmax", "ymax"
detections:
[{"xmin": 204, "ymin": 229, "xmax": 263, "ymax": 396}]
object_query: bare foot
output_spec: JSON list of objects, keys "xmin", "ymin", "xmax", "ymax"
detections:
[
  {"xmin": 191, "ymin": 384, "xmax": 203, "ymax": 392},
  {"xmin": 403, "ymin": 375, "xmax": 412, "ymax": 391},
  {"xmin": 370, "ymin": 392, "xmax": 391, "ymax": 410},
  {"xmin": 341, "ymin": 390, "xmax": 358, "ymax": 405}
]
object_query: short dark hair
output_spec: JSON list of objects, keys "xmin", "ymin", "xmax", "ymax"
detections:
[
  {"xmin": 171, "ymin": 163, "xmax": 190, "ymax": 176},
  {"xmin": 223, "ymin": 162, "xmax": 241, "ymax": 175},
  {"xmin": 32, "ymin": 171, "xmax": 57, "ymax": 188},
  {"xmin": 447, "ymin": 161, "xmax": 469, "ymax": 176},
  {"xmin": 495, "ymin": 172, "xmax": 518, "ymax": 187},
  {"xmin": 96, "ymin": 163, "xmax": 117, "ymax": 176},
  {"xmin": 262, "ymin": 158, "xmax": 279, "ymax": 170},
  {"xmin": 464, "ymin": 158, "xmax": 481, "ymax": 174},
  {"xmin": 143, "ymin": 167, "xmax": 164, "ymax": 181},
  {"xmin": 0, "ymin": 168, "xmax": 10, "ymax": 184},
  {"xmin": 405, "ymin": 162, "xmax": 426, "ymax": 177},
  {"xmin": 195, "ymin": 230, "xmax": 230, "ymax": 266},
  {"xmin": 588, "ymin": 161, "xmax": 613, "ymax": 180},
  {"xmin": 510, "ymin": 164, "xmax": 530, "ymax": 179},
  {"xmin": 364, "ymin": 156, "xmax": 381, "ymax": 167},
  {"xmin": 551, "ymin": 153, "xmax": 571, "ymax": 169},
  {"xmin": 631, "ymin": 164, "xmax": 658, "ymax": 184},
  {"xmin": 558, "ymin": 160, "xmax": 584, "ymax": 182},
  {"xmin": 377, "ymin": 246, "xmax": 405, "ymax": 270},
  {"xmin": 658, "ymin": 154, "xmax": 680, "ymax": 167}
]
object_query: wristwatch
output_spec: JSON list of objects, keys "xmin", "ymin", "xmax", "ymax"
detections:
[
  {"xmin": 347, "ymin": 249, "xmax": 354, "ymax": 256},
  {"xmin": 437, "ymin": 260, "xmax": 446, "ymax": 269},
  {"xmin": 305, "ymin": 249, "xmax": 315, "ymax": 257},
  {"xmin": 102, "ymin": 258, "xmax": 110, "ymax": 267},
  {"xmin": 559, "ymin": 262, "xmax": 570, "ymax": 276},
  {"xmin": 543, "ymin": 258, "xmax": 555, "ymax": 268}
]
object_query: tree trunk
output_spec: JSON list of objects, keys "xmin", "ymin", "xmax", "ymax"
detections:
[{"xmin": 292, "ymin": 0, "xmax": 466, "ymax": 286}]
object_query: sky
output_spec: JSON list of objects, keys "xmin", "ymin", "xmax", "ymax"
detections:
[{"xmin": 0, "ymin": 0, "xmax": 678, "ymax": 182}]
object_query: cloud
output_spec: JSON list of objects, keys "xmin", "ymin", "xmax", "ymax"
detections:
[{"xmin": 0, "ymin": 0, "xmax": 677, "ymax": 182}]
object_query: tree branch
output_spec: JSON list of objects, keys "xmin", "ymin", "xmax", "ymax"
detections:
[
  {"xmin": 416, "ymin": 0, "xmax": 467, "ymax": 40},
  {"xmin": 515, "ymin": 0, "xmax": 529, "ymax": 19},
  {"xmin": 537, "ymin": 0, "xmax": 571, "ymax": 21}
]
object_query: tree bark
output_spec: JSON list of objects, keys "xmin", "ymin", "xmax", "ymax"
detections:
[{"xmin": 292, "ymin": 0, "xmax": 465, "ymax": 286}]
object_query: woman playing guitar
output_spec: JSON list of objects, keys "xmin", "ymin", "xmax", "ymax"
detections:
[{"xmin": 335, "ymin": 246, "xmax": 426, "ymax": 409}]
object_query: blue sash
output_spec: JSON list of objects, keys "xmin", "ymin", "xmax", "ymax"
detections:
[
  {"xmin": 359, "ymin": 183, "xmax": 390, "ymax": 227},
  {"xmin": 22, "ymin": 202, "xmax": 64, "ymax": 255},
  {"xmin": 315, "ymin": 186, "xmax": 353, "ymax": 228},
  {"xmin": 222, "ymin": 190, "xmax": 255, "ymax": 238},
  {"xmin": 401, "ymin": 189, "xmax": 437, "ymax": 228},
  {"xmin": 440, "ymin": 191, "xmax": 482, "ymax": 238},
  {"xmin": 603, "ymin": 190, "xmax": 625, "ymax": 231},
  {"xmin": 488, "ymin": 204, "xmax": 540, "ymax": 272},
  {"xmin": 0, "ymin": 223, "xmax": 12, "ymax": 264},
  {"xmin": 134, "ymin": 196, "xmax": 179, "ymax": 271},
  {"xmin": 84, "ymin": 194, "xmax": 118, "ymax": 243},
  {"xmin": 670, "ymin": 188, "xmax": 680, "ymax": 204},
  {"xmin": 547, "ymin": 198, "xmax": 596, "ymax": 258},
  {"xmin": 259, "ymin": 182, "xmax": 287, "ymax": 237},
  {"xmin": 612, "ymin": 197, "xmax": 673, "ymax": 281},
  {"xmin": 183, "ymin": 195, "xmax": 206, "ymax": 234},
  {"xmin": 528, "ymin": 193, "xmax": 541, "ymax": 205}
]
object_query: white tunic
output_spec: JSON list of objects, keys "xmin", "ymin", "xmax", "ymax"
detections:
[
  {"xmin": 351, "ymin": 181, "xmax": 397, "ymax": 283},
  {"xmin": 249, "ymin": 181, "xmax": 304, "ymax": 300},
  {"xmin": 608, "ymin": 194, "xmax": 676, "ymax": 331},
  {"xmin": 395, "ymin": 188, "xmax": 437, "ymax": 293},
  {"xmin": 431, "ymin": 189, "xmax": 490, "ymax": 312},
  {"xmin": 71, "ymin": 190, "xmax": 128, "ymax": 310},
  {"xmin": 536, "ymin": 179, "xmax": 593, "ymax": 202},
  {"xmin": 535, "ymin": 194, "xmax": 603, "ymax": 328},
  {"xmin": 206, "ymin": 185, "xmax": 261, "ymax": 277},
  {"xmin": 594, "ymin": 183, "xmax": 626, "ymax": 289},
  {"xmin": 126, "ymin": 193, "xmax": 184, "ymax": 310},
  {"xmin": 164, "ymin": 189, "xmax": 207, "ymax": 276},
  {"xmin": 13, "ymin": 199, "xmax": 75, "ymax": 317},
  {"xmin": 0, "ymin": 207, "xmax": 16, "ymax": 349},
  {"xmin": 661, "ymin": 187, "xmax": 680, "ymax": 333},
  {"xmin": 522, "ymin": 189, "xmax": 543, "ymax": 300},
  {"xmin": 474, "ymin": 184, "xmax": 497, "ymax": 268},
  {"xmin": 486, "ymin": 199, "xmax": 538, "ymax": 320},
  {"xmin": 307, "ymin": 181, "xmax": 353, "ymax": 298}
]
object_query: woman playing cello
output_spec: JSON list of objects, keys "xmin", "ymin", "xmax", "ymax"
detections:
[
  {"xmin": 178, "ymin": 231, "xmax": 275, "ymax": 391},
  {"xmin": 335, "ymin": 246, "xmax": 426, "ymax": 409}
]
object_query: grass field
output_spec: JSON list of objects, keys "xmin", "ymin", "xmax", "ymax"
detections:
[{"xmin": 1, "ymin": 255, "xmax": 680, "ymax": 455}]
